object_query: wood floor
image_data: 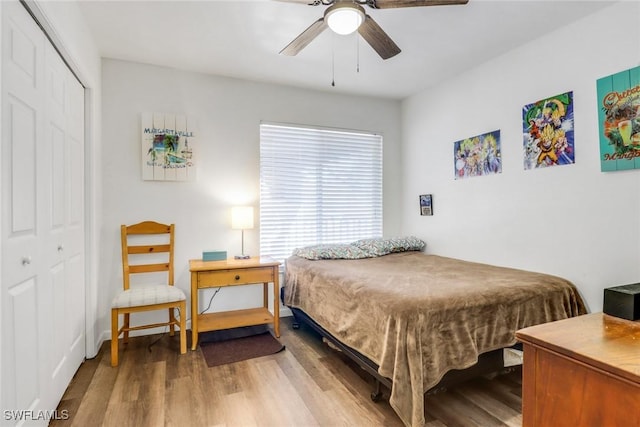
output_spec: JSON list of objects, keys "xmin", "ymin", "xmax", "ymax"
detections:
[{"xmin": 52, "ymin": 317, "xmax": 523, "ymax": 427}]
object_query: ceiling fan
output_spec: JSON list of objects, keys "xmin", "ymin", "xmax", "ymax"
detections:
[{"xmin": 278, "ymin": 0, "xmax": 469, "ymax": 60}]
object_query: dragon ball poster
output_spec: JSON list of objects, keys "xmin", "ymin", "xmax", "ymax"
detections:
[
  {"xmin": 596, "ymin": 66, "xmax": 640, "ymax": 171},
  {"xmin": 522, "ymin": 91, "xmax": 574, "ymax": 170},
  {"xmin": 454, "ymin": 130, "xmax": 501, "ymax": 180}
]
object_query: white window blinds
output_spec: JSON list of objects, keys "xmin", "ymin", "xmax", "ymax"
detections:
[{"xmin": 260, "ymin": 123, "xmax": 383, "ymax": 263}]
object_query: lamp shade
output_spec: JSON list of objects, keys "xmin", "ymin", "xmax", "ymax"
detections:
[
  {"xmin": 231, "ymin": 206, "xmax": 254, "ymax": 230},
  {"xmin": 326, "ymin": 4, "xmax": 364, "ymax": 35}
]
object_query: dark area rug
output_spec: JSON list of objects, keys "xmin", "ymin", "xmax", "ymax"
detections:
[{"xmin": 200, "ymin": 330, "xmax": 285, "ymax": 367}]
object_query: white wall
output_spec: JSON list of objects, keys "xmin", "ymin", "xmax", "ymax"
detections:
[
  {"xmin": 401, "ymin": 2, "xmax": 640, "ymax": 313},
  {"xmin": 100, "ymin": 59, "xmax": 402, "ymax": 342}
]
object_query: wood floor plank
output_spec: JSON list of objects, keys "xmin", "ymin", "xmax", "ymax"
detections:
[
  {"xmin": 104, "ymin": 360, "xmax": 166, "ymax": 426},
  {"xmin": 425, "ymin": 390, "xmax": 507, "ymax": 427},
  {"xmin": 50, "ymin": 356, "xmax": 99, "ymax": 427},
  {"xmin": 53, "ymin": 317, "xmax": 523, "ymax": 427},
  {"xmin": 275, "ymin": 349, "xmax": 355, "ymax": 426},
  {"xmin": 165, "ymin": 376, "xmax": 196, "ymax": 427},
  {"xmin": 452, "ymin": 384, "xmax": 522, "ymax": 427},
  {"xmin": 251, "ymin": 359, "xmax": 319, "ymax": 426},
  {"xmin": 278, "ymin": 328, "xmax": 337, "ymax": 392},
  {"xmin": 56, "ymin": 350, "xmax": 117, "ymax": 427},
  {"xmin": 190, "ymin": 354, "xmax": 225, "ymax": 426},
  {"xmin": 469, "ymin": 373, "xmax": 523, "ymax": 414},
  {"xmin": 281, "ymin": 323, "xmax": 405, "ymax": 426},
  {"xmin": 222, "ymin": 391, "xmax": 258, "ymax": 427}
]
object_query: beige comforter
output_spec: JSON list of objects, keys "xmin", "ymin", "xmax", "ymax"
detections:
[{"xmin": 283, "ymin": 252, "xmax": 586, "ymax": 427}]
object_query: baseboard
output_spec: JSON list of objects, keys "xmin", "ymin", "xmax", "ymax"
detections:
[{"xmin": 94, "ymin": 312, "xmax": 293, "ymax": 358}]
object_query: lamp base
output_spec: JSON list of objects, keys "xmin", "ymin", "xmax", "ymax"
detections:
[{"xmin": 234, "ymin": 254, "xmax": 251, "ymax": 260}]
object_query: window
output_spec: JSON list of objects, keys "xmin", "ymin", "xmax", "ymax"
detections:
[{"xmin": 260, "ymin": 123, "xmax": 383, "ymax": 263}]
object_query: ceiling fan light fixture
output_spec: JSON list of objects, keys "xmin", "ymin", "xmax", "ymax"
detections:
[{"xmin": 325, "ymin": 3, "xmax": 365, "ymax": 35}]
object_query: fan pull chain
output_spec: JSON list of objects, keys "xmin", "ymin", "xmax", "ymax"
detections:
[
  {"xmin": 331, "ymin": 33, "xmax": 336, "ymax": 87},
  {"xmin": 356, "ymin": 33, "xmax": 360, "ymax": 73}
]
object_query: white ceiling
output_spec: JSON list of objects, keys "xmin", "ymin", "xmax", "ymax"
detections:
[{"xmin": 76, "ymin": 0, "xmax": 615, "ymax": 99}]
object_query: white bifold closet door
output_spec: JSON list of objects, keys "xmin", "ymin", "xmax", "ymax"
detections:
[{"xmin": 1, "ymin": 1, "xmax": 86, "ymax": 424}]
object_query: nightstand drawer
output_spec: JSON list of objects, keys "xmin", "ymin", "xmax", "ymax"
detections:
[{"xmin": 197, "ymin": 267, "xmax": 274, "ymax": 287}]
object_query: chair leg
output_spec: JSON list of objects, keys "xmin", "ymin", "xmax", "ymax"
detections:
[
  {"xmin": 123, "ymin": 313, "xmax": 130, "ymax": 344},
  {"xmin": 111, "ymin": 309, "xmax": 119, "ymax": 367},
  {"xmin": 168, "ymin": 308, "xmax": 176, "ymax": 336},
  {"xmin": 179, "ymin": 300, "xmax": 187, "ymax": 354}
]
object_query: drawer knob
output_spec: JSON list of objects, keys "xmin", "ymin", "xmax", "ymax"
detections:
[{"xmin": 235, "ymin": 275, "xmax": 240, "ymax": 280}]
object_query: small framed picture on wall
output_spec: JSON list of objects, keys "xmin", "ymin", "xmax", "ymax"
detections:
[{"xmin": 419, "ymin": 194, "xmax": 433, "ymax": 216}]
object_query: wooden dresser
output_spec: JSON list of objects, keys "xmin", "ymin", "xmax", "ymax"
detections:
[{"xmin": 516, "ymin": 312, "xmax": 640, "ymax": 427}]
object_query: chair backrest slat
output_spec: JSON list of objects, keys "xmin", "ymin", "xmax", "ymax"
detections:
[
  {"xmin": 128, "ymin": 244, "xmax": 171, "ymax": 254},
  {"xmin": 126, "ymin": 221, "xmax": 172, "ymax": 235},
  {"xmin": 121, "ymin": 221, "xmax": 175, "ymax": 290},
  {"xmin": 129, "ymin": 263, "xmax": 170, "ymax": 274}
]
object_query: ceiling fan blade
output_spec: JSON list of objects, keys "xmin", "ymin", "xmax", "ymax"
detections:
[
  {"xmin": 357, "ymin": 14, "xmax": 401, "ymax": 60},
  {"xmin": 280, "ymin": 17, "xmax": 328, "ymax": 56},
  {"xmin": 273, "ymin": 0, "xmax": 324, "ymax": 5},
  {"xmin": 369, "ymin": 0, "xmax": 468, "ymax": 9}
]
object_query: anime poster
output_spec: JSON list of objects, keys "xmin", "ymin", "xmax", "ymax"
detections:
[
  {"xmin": 141, "ymin": 112, "xmax": 196, "ymax": 181},
  {"xmin": 522, "ymin": 91, "xmax": 574, "ymax": 170},
  {"xmin": 596, "ymin": 66, "xmax": 640, "ymax": 171},
  {"xmin": 454, "ymin": 130, "xmax": 501, "ymax": 180}
]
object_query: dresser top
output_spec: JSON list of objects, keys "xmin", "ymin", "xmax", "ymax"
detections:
[{"xmin": 516, "ymin": 312, "xmax": 640, "ymax": 383}]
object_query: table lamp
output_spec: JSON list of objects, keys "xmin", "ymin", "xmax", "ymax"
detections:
[{"xmin": 231, "ymin": 206, "xmax": 254, "ymax": 259}]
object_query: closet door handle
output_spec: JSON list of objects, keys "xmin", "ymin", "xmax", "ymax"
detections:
[
  {"xmin": 21, "ymin": 256, "xmax": 32, "ymax": 266},
  {"xmin": 57, "ymin": 245, "xmax": 64, "ymax": 252}
]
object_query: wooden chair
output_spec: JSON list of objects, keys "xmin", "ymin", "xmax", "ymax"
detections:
[{"xmin": 111, "ymin": 221, "xmax": 187, "ymax": 367}]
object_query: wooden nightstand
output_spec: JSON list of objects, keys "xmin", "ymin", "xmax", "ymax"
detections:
[
  {"xmin": 516, "ymin": 312, "xmax": 640, "ymax": 427},
  {"xmin": 189, "ymin": 256, "xmax": 281, "ymax": 350}
]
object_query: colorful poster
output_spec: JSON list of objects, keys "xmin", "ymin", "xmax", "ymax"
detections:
[
  {"xmin": 522, "ymin": 91, "xmax": 574, "ymax": 170},
  {"xmin": 141, "ymin": 113, "xmax": 196, "ymax": 181},
  {"xmin": 454, "ymin": 130, "xmax": 501, "ymax": 180},
  {"xmin": 596, "ymin": 66, "xmax": 640, "ymax": 171}
]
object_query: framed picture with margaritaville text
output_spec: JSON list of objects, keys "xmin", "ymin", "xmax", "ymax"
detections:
[
  {"xmin": 419, "ymin": 194, "xmax": 433, "ymax": 216},
  {"xmin": 596, "ymin": 66, "xmax": 640, "ymax": 171},
  {"xmin": 141, "ymin": 112, "xmax": 197, "ymax": 181}
]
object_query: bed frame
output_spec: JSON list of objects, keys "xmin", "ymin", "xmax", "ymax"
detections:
[{"xmin": 288, "ymin": 306, "xmax": 512, "ymax": 402}]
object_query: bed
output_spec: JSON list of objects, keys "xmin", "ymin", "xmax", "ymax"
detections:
[{"xmin": 282, "ymin": 238, "xmax": 586, "ymax": 427}]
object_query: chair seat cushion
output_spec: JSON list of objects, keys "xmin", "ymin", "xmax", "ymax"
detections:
[{"xmin": 112, "ymin": 285, "xmax": 186, "ymax": 309}]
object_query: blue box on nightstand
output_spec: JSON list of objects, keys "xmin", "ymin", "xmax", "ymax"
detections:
[{"xmin": 202, "ymin": 250, "xmax": 227, "ymax": 261}]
